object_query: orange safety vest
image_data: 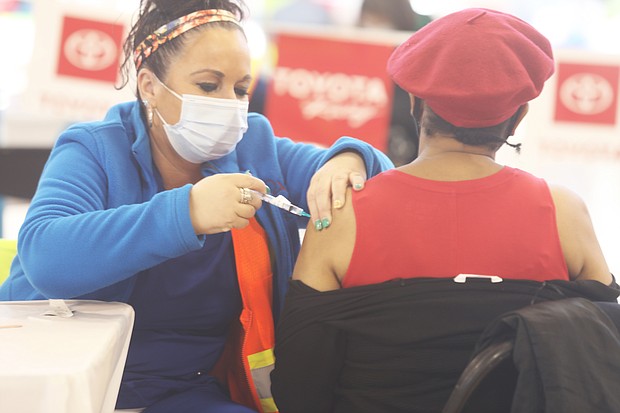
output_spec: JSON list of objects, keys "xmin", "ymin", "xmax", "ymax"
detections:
[{"xmin": 211, "ymin": 218, "xmax": 279, "ymax": 413}]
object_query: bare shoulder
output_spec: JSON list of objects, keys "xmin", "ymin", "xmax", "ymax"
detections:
[
  {"xmin": 548, "ymin": 183, "xmax": 611, "ymax": 284},
  {"xmin": 292, "ymin": 189, "xmax": 357, "ymax": 291},
  {"xmin": 548, "ymin": 184, "xmax": 588, "ymax": 212}
]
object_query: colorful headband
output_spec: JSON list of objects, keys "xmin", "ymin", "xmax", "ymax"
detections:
[{"xmin": 134, "ymin": 9, "xmax": 240, "ymax": 70}]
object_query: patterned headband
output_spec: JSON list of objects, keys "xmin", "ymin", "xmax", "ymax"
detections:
[{"xmin": 134, "ymin": 9, "xmax": 241, "ymax": 70}]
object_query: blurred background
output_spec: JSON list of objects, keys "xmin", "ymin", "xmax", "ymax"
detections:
[{"xmin": 1, "ymin": 0, "xmax": 619, "ymax": 271}]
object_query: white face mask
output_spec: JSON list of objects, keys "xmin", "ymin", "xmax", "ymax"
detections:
[{"xmin": 154, "ymin": 79, "xmax": 249, "ymax": 164}]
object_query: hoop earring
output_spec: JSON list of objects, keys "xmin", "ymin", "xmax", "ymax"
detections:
[{"xmin": 143, "ymin": 100, "xmax": 154, "ymax": 128}]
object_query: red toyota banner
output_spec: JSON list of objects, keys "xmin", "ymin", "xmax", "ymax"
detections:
[
  {"xmin": 56, "ymin": 15, "xmax": 125, "ymax": 84},
  {"xmin": 554, "ymin": 62, "xmax": 619, "ymax": 126},
  {"xmin": 264, "ymin": 32, "xmax": 396, "ymax": 150}
]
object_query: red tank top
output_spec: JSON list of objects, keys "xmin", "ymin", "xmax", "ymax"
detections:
[{"xmin": 343, "ymin": 167, "xmax": 569, "ymax": 288}]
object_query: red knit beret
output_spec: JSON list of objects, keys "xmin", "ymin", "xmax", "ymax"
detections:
[{"xmin": 387, "ymin": 8, "xmax": 555, "ymax": 128}]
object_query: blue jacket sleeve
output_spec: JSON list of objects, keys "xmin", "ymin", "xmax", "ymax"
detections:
[{"xmin": 17, "ymin": 126, "xmax": 203, "ymax": 298}]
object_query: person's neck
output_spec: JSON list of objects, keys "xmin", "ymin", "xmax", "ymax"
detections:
[
  {"xmin": 150, "ymin": 134, "xmax": 203, "ymax": 189},
  {"xmin": 398, "ymin": 133, "xmax": 503, "ymax": 181},
  {"xmin": 157, "ymin": 160, "xmax": 203, "ymax": 190}
]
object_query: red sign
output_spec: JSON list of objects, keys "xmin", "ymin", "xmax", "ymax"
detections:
[
  {"xmin": 554, "ymin": 62, "xmax": 619, "ymax": 125},
  {"xmin": 56, "ymin": 16, "xmax": 125, "ymax": 84},
  {"xmin": 265, "ymin": 33, "xmax": 395, "ymax": 150}
]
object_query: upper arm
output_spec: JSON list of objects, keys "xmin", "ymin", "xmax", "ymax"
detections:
[
  {"xmin": 292, "ymin": 189, "xmax": 356, "ymax": 291},
  {"xmin": 550, "ymin": 184, "xmax": 611, "ymax": 284}
]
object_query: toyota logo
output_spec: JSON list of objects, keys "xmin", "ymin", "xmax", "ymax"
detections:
[
  {"xmin": 63, "ymin": 29, "xmax": 118, "ymax": 71},
  {"xmin": 559, "ymin": 73, "xmax": 614, "ymax": 115}
]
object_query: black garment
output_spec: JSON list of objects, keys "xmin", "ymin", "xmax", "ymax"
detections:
[
  {"xmin": 271, "ymin": 277, "xmax": 619, "ymax": 413},
  {"xmin": 475, "ymin": 298, "xmax": 620, "ymax": 413}
]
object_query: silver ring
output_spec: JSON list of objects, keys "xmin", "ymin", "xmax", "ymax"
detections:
[{"xmin": 239, "ymin": 187, "xmax": 252, "ymax": 204}]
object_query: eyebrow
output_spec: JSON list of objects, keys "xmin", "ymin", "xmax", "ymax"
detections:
[{"xmin": 190, "ymin": 68, "xmax": 252, "ymax": 82}]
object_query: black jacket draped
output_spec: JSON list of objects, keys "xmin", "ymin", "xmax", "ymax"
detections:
[{"xmin": 271, "ymin": 277, "xmax": 620, "ymax": 413}]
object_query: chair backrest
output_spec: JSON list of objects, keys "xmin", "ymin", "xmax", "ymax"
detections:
[
  {"xmin": 442, "ymin": 340, "xmax": 516, "ymax": 413},
  {"xmin": 0, "ymin": 239, "xmax": 17, "ymax": 285}
]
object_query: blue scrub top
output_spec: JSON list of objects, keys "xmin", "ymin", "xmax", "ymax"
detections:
[{"xmin": 118, "ymin": 231, "xmax": 242, "ymax": 407}]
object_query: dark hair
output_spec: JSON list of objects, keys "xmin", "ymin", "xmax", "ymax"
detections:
[
  {"xmin": 118, "ymin": 0, "xmax": 247, "ymax": 91},
  {"xmin": 359, "ymin": 0, "xmax": 418, "ymax": 31},
  {"xmin": 419, "ymin": 100, "xmax": 522, "ymax": 152}
]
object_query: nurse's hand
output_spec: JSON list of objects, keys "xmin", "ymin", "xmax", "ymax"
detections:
[
  {"xmin": 306, "ymin": 151, "xmax": 366, "ymax": 231},
  {"xmin": 189, "ymin": 173, "xmax": 267, "ymax": 234}
]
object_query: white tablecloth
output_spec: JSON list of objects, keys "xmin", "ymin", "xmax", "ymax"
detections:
[{"xmin": 0, "ymin": 300, "xmax": 134, "ymax": 413}]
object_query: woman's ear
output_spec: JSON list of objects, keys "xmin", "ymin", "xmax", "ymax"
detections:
[
  {"xmin": 137, "ymin": 69, "xmax": 157, "ymax": 102},
  {"xmin": 409, "ymin": 93, "xmax": 416, "ymax": 117},
  {"xmin": 409, "ymin": 95, "xmax": 424, "ymax": 122},
  {"xmin": 408, "ymin": 94, "xmax": 422, "ymax": 146},
  {"xmin": 509, "ymin": 103, "xmax": 529, "ymax": 136}
]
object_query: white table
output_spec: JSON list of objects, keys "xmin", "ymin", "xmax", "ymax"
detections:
[{"xmin": 0, "ymin": 300, "xmax": 134, "ymax": 413}]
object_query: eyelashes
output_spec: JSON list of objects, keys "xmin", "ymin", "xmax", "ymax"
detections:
[
  {"xmin": 197, "ymin": 82, "xmax": 249, "ymax": 97},
  {"xmin": 197, "ymin": 82, "xmax": 217, "ymax": 93}
]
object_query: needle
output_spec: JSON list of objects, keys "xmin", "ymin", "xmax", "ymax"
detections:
[{"xmin": 247, "ymin": 189, "xmax": 311, "ymax": 218}]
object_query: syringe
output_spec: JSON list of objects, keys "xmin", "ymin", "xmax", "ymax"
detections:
[{"xmin": 247, "ymin": 189, "xmax": 311, "ymax": 218}]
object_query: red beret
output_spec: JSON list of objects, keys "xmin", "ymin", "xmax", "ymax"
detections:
[{"xmin": 387, "ymin": 8, "xmax": 555, "ymax": 128}]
